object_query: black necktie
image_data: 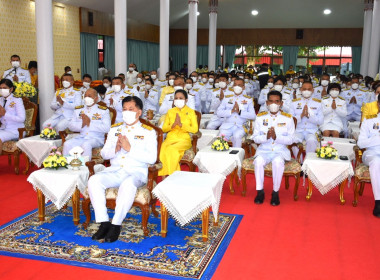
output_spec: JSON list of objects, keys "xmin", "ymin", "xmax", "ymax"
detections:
[{"xmin": 3, "ymin": 99, "xmax": 7, "ymax": 108}]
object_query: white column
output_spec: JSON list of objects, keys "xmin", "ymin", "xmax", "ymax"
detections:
[
  {"xmin": 360, "ymin": 0, "xmax": 373, "ymax": 76},
  {"xmin": 114, "ymin": 0, "xmax": 127, "ymax": 75},
  {"xmin": 208, "ymin": 0, "xmax": 218, "ymax": 71},
  {"xmin": 159, "ymin": 0, "xmax": 170, "ymax": 80},
  {"xmin": 368, "ymin": 0, "xmax": 380, "ymax": 77},
  {"xmin": 35, "ymin": 0, "xmax": 55, "ymax": 127},
  {"xmin": 188, "ymin": 0, "xmax": 198, "ymax": 74}
]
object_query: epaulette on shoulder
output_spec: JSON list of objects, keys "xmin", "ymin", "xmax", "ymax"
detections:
[
  {"xmin": 142, "ymin": 124, "xmax": 153, "ymax": 130},
  {"xmin": 243, "ymin": 94, "xmax": 252, "ymax": 99},
  {"xmin": 367, "ymin": 114, "xmax": 378, "ymax": 119},
  {"xmin": 213, "ymin": 88, "xmax": 219, "ymax": 92},
  {"xmin": 107, "ymin": 90, "xmax": 114, "ymax": 94},
  {"xmin": 74, "ymin": 88, "xmax": 80, "ymax": 91},
  {"xmin": 98, "ymin": 105, "xmax": 107, "ymax": 110},
  {"xmin": 228, "ymin": 87, "xmax": 234, "ymax": 91},
  {"xmin": 128, "ymin": 85, "xmax": 133, "ymax": 89},
  {"xmin": 338, "ymin": 96, "xmax": 345, "ymax": 100},
  {"xmin": 193, "ymin": 88, "xmax": 200, "ymax": 92},
  {"xmin": 344, "ymin": 88, "xmax": 350, "ymax": 91},
  {"xmin": 281, "ymin": 112, "xmax": 292, "ymax": 118},
  {"xmin": 111, "ymin": 122, "xmax": 123, "ymax": 127},
  {"xmin": 75, "ymin": 105, "xmax": 84, "ymax": 109},
  {"xmin": 159, "ymin": 79, "xmax": 166, "ymax": 82},
  {"xmin": 322, "ymin": 96, "xmax": 329, "ymax": 99},
  {"xmin": 292, "ymin": 98, "xmax": 301, "ymax": 102},
  {"xmin": 199, "ymin": 82, "xmax": 205, "ymax": 86},
  {"xmin": 225, "ymin": 94, "xmax": 234, "ymax": 98},
  {"xmin": 257, "ymin": 111, "xmax": 268, "ymax": 117},
  {"xmin": 160, "ymin": 85, "xmax": 165, "ymax": 88},
  {"xmin": 312, "ymin": 98, "xmax": 321, "ymax": 103}
]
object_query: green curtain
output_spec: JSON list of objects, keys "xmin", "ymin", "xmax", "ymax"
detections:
[
  {"xmin": 196, "ymin": 45, "xmax": 208, "ymax": 68},
  {"xmin": 215, "ymin": 45, "xmax": 222, "ymax": 68},
  {"xmin": 80, "ymin": 32, "xmax": 99, "ymax": 80},
  {"xmin": 351, "ymin": 46, "xmax": 362, "ymax": 74},
  {"xmin": 282, "ymin": 46, "xmax": 299, "ymax": 74},
  {"xmin": 169, "ymin": 45, "xmax": 188, "ymax": 72},
  {"xmin": 224, "ymin": 45, "xmax": 236, "ymax": 67},
  {"xmin": 127, "ymin": 39, "xmax": 159, "ymax": 72},
  {"xmin": 104, "ymin": 36, "xmax": 115, "ymax": 77}
]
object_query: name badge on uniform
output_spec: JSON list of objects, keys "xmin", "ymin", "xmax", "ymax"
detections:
[
  {"xmin": 134, "ymin": 135, "xmax": 144, "ymax": 140},
  {"xmin": 296, "ymin": 103, "xmax": 302, "ymax": 110},
  {"xmin": 373, "ymin": 123, "xmax": 379, "ymax": 130},
  {"xmin": 241, "ymin": 100, "xmax": 247, "ymax": 105},
  {"xmin": 68, "ymin": 92, "xmax": 74, "ymax": 96},
  {"xmin": 115, "ymin": 127, "xmax": 122, "ymax": 136},
  {"xmin": 169, "ymin": 96, "xmax": 174, "ymax": 101},
  {"xmin": 92, "ymin": 113, "xmax": 102, "ymax": 120},
  {"xmin": 216, "ymin": 94, "xmax": 220, "ymax": 98},
  {"xmin": 19, "ymin": 73, "xmax": 25, "ymax": 76},
  {"xmin": 79, "ymin": 110, "xmax": 85, "ymax": 116},
  {"xmin": 277, "ymin": 123, "xmax": 286, "ymax": 127},
  {"xmin": 310, "ymin": 107, "xmax": 317, "ymax": 110},
  {"xmin": 9, "ymin": 101, "xmax": 16, "ymax": 108},
  {"xmin": 263, "ymin": 119, "xmax": 268, "ymax": 126},
  {"xmin": 228, "ymin": 99, "xmax": 233, "ymax": 104}
]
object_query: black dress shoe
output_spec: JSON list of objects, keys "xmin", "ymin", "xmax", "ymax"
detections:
[
  {"xmin": 270, "ymin": 191, "xmax": 280, "ymax": 206},
  {"xmin": 92, "ymin": 221, "xmax": 111, "ymax": 240},
  {"xmin": 373, "ymin": 200, "xmax": 380, "ymax": 218},
  {"xmin": 254, "ymin": 190, "xmax": 265, "ymax": 204},
  {"xmin": 104, "ymin": 224, "xmax": 121, "ymax": 243}
]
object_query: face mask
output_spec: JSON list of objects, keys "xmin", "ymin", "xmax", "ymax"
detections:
[
  {"xmin": 11, "ymin": 61, "xmax": 20, "ymax": 68},
  {"xmin": 274, "ymin": 85, "xmax": 283, "ymax": 92},
  {"xmin": 191, "ymin": 76, "xmax": 197, "ymax": 82},
  {"xmin": 173, "ymin": 86, "xmax": 183, "ymax": 91},
  {"xmin": 351, "ymin": 83, "xmax": 359, "ymax": 90},
  {"xmin": 103, "ymin": 83, "xmax": 110, "ymax": 88},
  {"xmin": 129, "ymin": 67, "xmax": 134, "ymax": 72},
  {"xmin": 292, "ymin": 83, "xmax": 299, "ymax": 89},
  {"xmin": 185, "ymin": 84, "xmax": 192, "ymax": 90},
  {"xmin": 145, "ymin": 84, "xmax": 152, "ymax": 90},
  {"xmin": 83, "ymin": 82, "xmax": 90, "ymax": 88},
  {"xmin": 321, "ymin": 80, "xmax": 329, "ymax": 87},
  {"xmin": 62, "ymin": 81, "xmax": 71, "ymax": 88},
  {"xmin": 219, "ymin": 81, "xmax": 227, "ymax": 89},
  {"xmin": 214, "ymin": 83, "xmax": 220, "ymax": 88},
  {"xmin": 137, "ymin": 77, "xmax": 143, "ymax": 83},
  {"xmin": 168, "ymin": 79, "xmax": 174, "ymax": 86},
  {"xmin": 302, "ymin": 90, "xmax": 312, "ymax": 98},
  {"xmin": 201, "ymin": 78, "xmax": 208, "ymax": 83},
  {"xmin": 67, "ymin": 71, "xmax": 72, "ymax": 74},
  {"xmin": 151, "ymin": 74, "xmax": 157, "ymax": 80},
  {"xmin": 122, "ymin": 110, "xmax": 137, "ymax": 125},
  {"xmin": 174, "ymin": 99, "xmax": 185, "ymax": 109},
  {"xmin": 267, "ymin": 103, "xmax": 280, "ymax": 113},
  {"xmin": 233, "ymin": 86, "xmax": 243, "ymax": 95},
  {"xmin": 329, "ymin": 90, "xmax": 340, "ymax": 98},
  {"xmin": 84, "ymin": 97, "xmax": 95, "ymax": 107},
  {"xmin": 112, "ymin": 85, "xmax": 121, "ymax": 92},
  {"xmin": 342, "ymin": 83, "xmax": 346, "ymax": 89},
  {"xmin": 209, "ymin": 78, "xmax": 214, "ymax": 83},
  {"xmin": 0, "ymin": 88, "xmax": 11, "ymax": 98},
  {"xmin": 267, "ymin": 82, "xmax": 274, "ymax": 88},
  {"xmin": 244, "ymin": 79, "xmax": 249, "ymax": 83}
]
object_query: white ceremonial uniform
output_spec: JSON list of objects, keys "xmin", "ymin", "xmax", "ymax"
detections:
[
  {"xmin": 366, "ymin": 91, "xmax": 377, "ymax": 103},
  {"xmin": 132, "ymin": 82, "xmax": 145, "ymax": 93},
  {"xmin": 217, "ymin": 93, "xmax": 256, "ymax": 147},
  {"xmin": 252, "ymin": 111, "xmax": 295, "ymax": 191},
  {"xmin": 199, "ymin": 82, "xmax": 213, "ymax": 113},
  {"xmin": 320, "ymin": 96, "xmax": 347, "ymax": 132},
  {"xmin": 358, "ymin": 113, "xmax": 380, "ymax": 200},
  {"xmin": 341, "ymin": 88, "xmax": 368, "ymax": 121},
  {"xmin": 259, "ymin": 87, "xmax": 292, "ymax": 113},
  {"xmin": 88, "ymin": 121, "xmax": 157, "ymax": 225},
  {"xmin": 126, "ymin": 70, "xmax": 138, "ymax": 87},
  {"xmin": 153, "ymin": 79, "xmax": 166, "ymax": 91},
  {"xmin": 79, "ymin": 85, "xmax": 90, "ymax": 99},
  {"xmin": 289, "ymin": 97, "xmax": 324, "ymax": 153},
  {"xmin": 313, "ymin": 86, "xmax": 329, "ymax": 100},
  {"xmin": 159, "ymin": 92, "xmax": 175, "ymax": 116},
  {"xmin": 206, "ymin": 87, "xmax": 234, "ymax": 130},
  {"xmin": 42, "ymin": 87, "xmax": 82, "ymax": 131},
  {"xmin": 104, "ymin": 89, "xmax": 135, "ymax": 123},
  {"xmin": 0, "ymin": 94, "xmax": 26, "ymax": 142},
  {"xmin": 63, "ymin": 104, "xmax": 111, "ymax": 159},
  {"xmin": 258, "ymin": 86, "xmax": 271, "ymax": 106},
  {"xmin": 187, "ymin": 88, "xmax": 201, "ymax": 111},
  {"xmin": 142, "ymin": 88, "xmax": 159, "ymax": 114},
  {"xmin": 244, "ymin": 82, "xmax": 254, "ymax": 97},
  {"xmin": 3, "ymin": 67, "xmax": 31, "ymax": 83}
]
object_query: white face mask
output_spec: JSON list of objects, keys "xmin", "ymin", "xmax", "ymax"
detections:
[
  {"xmin": 129, "ymin": 67, "xmax": 134, "ymax": 72},
  {"xmin": 321, "ymin": 80, "xmax": 329, "ymax": 87},
  {"xmin": 244, "ymin": 79, "xmax": 249, "ymax": 83},
  {"xmin": 292, "ymin": 83, "xmax": 299, "ymax": 89},
  {"xmin": 329, "ymin": 90, "xmax": 340, "ymax": 98},
  {"xmin": 145, "ymin": 84, "xmax": 152, "ymax": 90},
  {"xmin": 173, "ymin": 86, "xmax": 183, "ymax": 92},
  {"xmin": 83, "ymin": 82, "xmax": 90, "ymax": 88},
  {"xmin": 84, "ymin": 97, "xmax": 95, "ymax": 107},
  {"xmin": 168, "ymin": 79, "xmax": 174, "ymax": 86},
  {"xmin": 67, "ymin": 71, "xmax": 72, "ymax": 74},
  {"xmin": 209, "ymin": 78, "xmax": 214, "ymax": 83},
  {"xmin": 214, "ymin": 83, "xmax": 220, "ymax": 88},
  {"xmin": 103, "ymin": 83, "xmax": 110, "ymax": 88},
  {"xmin": 219, "ymin": 81, "xmax": 227, "ymax": 89},
  {"xmin": 122, "ymin": 110, "xmax": 137, "ymax": 125},
  {"xmin": 233, "ymin": 86, "xmax": 243, "ymax": 95},
  {"xmin": 62, "ymin": 81, "xmax": 71, "ymax": 88},
  {"xmin": 267, "ymin": 82, "xmax": 274, "ymax": 88},
  {"xmin": 201, "ymin": 78, "xmax": 208, "ymax": 83},
  {"xmin": 274, "ymin": 85, "xmax": 283, "ymax": 92},
  {"xmin": 191, "ymin": 76, "xmax": 197, "ymax": 82},
  {"xmin": 267, "ymin": 103, "xmax": 280, "ymax": 113},
  {"xmin": 112, "ymin": 85, "xmax": 121, "ymax": 92},
  {"xmin": 253, "ymin": 76, "xmax": 257, "ymax": 80},
  {"xmin": 0, "ymin": 88, "xmax": 11, "ymax": 98},
  {"xmin": 11, "ymin": 61, "xmax": 20, "ymax": 68},
  {"xmin": 185, "ymin": 84, "xmax": 192, "ymax": 90},
  {"xmin": 151, "ymin": 74, "xmax": 157, "ymax": 80},
  {"xmin": 302, "ymin": 90, "xmax": 312, "ymax": 99},
  {"xmin": 137, "ymin": 77, "xmax": 143, "ymax": 83},
  {"xmin": 174, "ymin": 99, "xmax": 185, "ymax": 108},
  {"xmin": 351, "ymin": 83, "xmax": 359, "ymax": 90}
]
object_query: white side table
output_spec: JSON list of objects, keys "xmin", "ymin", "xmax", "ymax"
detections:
[{"xmin": 321, "ymin": 137, "xmax": 356, "ymax": 161}]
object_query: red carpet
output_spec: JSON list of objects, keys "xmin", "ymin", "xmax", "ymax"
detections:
[{"xmin": 1, "ymin": 156, "xmax": 380, "ymax": 280}]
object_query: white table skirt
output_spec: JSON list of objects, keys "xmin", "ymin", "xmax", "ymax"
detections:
[
  {"xmin": 321, "ymin": 137, "xmax": 356, "ymax": 161},
  {"xmin": 197, "ymin": 129, "xmax": 219, "ymax": 150},
  {"xmin": 302, "ymin": 153, "xmax": 354, "ymax": 195},
  {"xmin": 17, "ymin": 135, "xmax": 62, "ymax": 167},
  {"xmin": 193, "ymin": 146, "xmax": 245, "ymax": 177},
  {"xmin": 152, "ymin": 171, "xmax": 225, "ymax": 226}
]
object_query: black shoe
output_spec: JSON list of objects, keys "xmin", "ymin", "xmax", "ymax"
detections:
[
  {"xmin": 104, "ymin": 224, "xmax": 121, "ymax": 243},
  {"xmin": 270, "ymin": 191, "xmax": 280, "ymax": 206},
  {"xmin": 254, "ymin": 190, "xmax": 265, "ymax": 204},
  {"xmin": 373, "ymin": 200, "xmax": 380, "ymax": 218},
  {"xmin": 92, "ymin": 221, "xmax": 111, "ymax": 240}
]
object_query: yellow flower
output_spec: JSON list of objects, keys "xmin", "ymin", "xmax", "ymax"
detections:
[{"xmin": 320, "ymin": 153, "xmax": 325, "ymax": 158}]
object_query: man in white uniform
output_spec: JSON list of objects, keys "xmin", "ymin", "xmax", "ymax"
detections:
[
  {"xmin": 126, "ymin": 63, "xmax": 138, "ymax": 87},
  {"xmin": 88, "ymin": 96, "xmax": 157, "ymax": 242},
  {"xmin": 3, "ymin": 55, "xmax": 31, "ymax": 83}
]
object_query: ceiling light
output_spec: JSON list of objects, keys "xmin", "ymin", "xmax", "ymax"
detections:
[
  {"xmin": 323, "ymin": 9, "xmax": 331, "ymax": 15},
  {"xmin": 251, "ymin": 10, "xmax": 259, "ymax": 16},
  {"xmin": 197, "ymin": 12, "xmax": 200, "ymax": 16}
]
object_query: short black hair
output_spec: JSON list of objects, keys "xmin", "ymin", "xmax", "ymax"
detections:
[
  {"xmin": 62, "ymin": 73, "xmax": 74, "ymax": 80},
  {"xmin": 219, "ymin": 73, "xmax": 229, "ymax": 80},
  {"xmin": 103, "ymin": 76, "xmax": 112, "ymax": 83},
  {"xmin": 83, "ymin": 74, "xmax": 92, "ymax": 80},
  {"xmin": 327, "ymin": 83, "xmax": 341, "ymax": 93},
  {"xmin": 145, "ymin": 77, "xmax": 154, "ymax": 85},
  {"xmin": 118, "ymin": 73, "xmax": 125, "ymax": 77},
  {"xmin": 94, "ymin": 85, "xmax": 107, "ymax": 95},
  {"xmin": 274, "ymin": 75, "xmax": 286, "ymax": 84},
  {"xmin": 0, "ymin": 78, "xmax": 15, "ymax": 91},
  {"xmin": 11, "ymin": 54, "xmax": 20, "ymax": 60},
  {"xmin": 64, "ymin": 66, "xmax": 71, "ymax": 72},
  {"xmin": 122, "ymin": 96, "xmax": 143, "ymax": 110},
  {"xmin": 175, "ymin": 89, "xmax": 188, "ymax": 99},
  {"xmin": 268, "ymin": 90, "xmax": 282, "ymax": 101},
  {"xmin": 28, "ymin": 61, "xmax": 37, "ymax": 69},
  {"xmin": 112, "ymin": 76, "xmax": 123, "ymax": 83}
]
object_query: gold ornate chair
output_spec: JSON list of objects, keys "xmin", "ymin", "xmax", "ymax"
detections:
[
  {"xmin": 179, "ymin": 110, "xmax": 202, "ymax": 172},
  {"xmin": 2, "ymin": 97, "xmax": 38, "ymax": 174},
  {"xmin": 352, "ymin": 146, "xmax": 371, "ymax": 207},
  {"xmin": 241, "ymin": 117, "xmax": 303, "ymax": 200},
  {"xmin": 82, "ymin": 118, "xmax": 163, "ymax": 236}
]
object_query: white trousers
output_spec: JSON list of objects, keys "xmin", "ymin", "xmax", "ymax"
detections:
[
  {"xmin": 363, "ymin": 153, "xmax": 380, "ymax": 200},
  {"xmin": 88, "ymin": 169, "xmax": 144, "ymax": 225},
  {"xmin": 254, "ymin": 154, "xmax": 285, "ymax": 191},
  {"xmin": 206, "ymin": 115, "xmax": 223, "ymax": 130},
  {"xmin": 219, "ymin": 126, "xmax": 245, "ymax": 148},
  {"xmin": 0, "ymin": 129, "xmax": 18, "ymax": 142},
  {"xmin": 42, "ymin": 116, "xmax": 70, "ymax": 132},
  {"xmin": 63, "ymin": 137, "xmax": 103, "ymax": 159}
]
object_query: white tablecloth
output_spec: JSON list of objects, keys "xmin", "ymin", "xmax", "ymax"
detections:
[
  {"xmin": 321, "ymin": 137, "xmax": 356, "ymax": 161},
  {"xmin": 197, "ymin": 129, "xmax": 219, "ymax": 150},
  {"xmin": 193, "ymin": 146, "xmax": 245, "ymax": 177},
  {"xmin": 152, "ymin": 171, "xmax": 225, "ymax": 226},
  {"xmin": 17, "ymin": 135, "xmax": 62, "ymax": 167},
  {"xmin": 27, "ymin": 165, "xmax": 105, "ymax": 209},
  {"xmin": 301, "ymin": 153, "xmax": 354, "ymax": 195}
]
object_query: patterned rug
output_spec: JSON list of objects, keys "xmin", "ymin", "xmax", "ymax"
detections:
[{"xmin": 0, "ymin": 204, "xmax": 242, "ymax": 279}]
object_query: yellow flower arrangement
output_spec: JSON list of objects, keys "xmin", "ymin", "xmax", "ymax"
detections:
[
  {"xmin": 40, "ymin": 127, "xmax": 57, "ymax": 139},
  {"xmin": 12, "ymin": 81, "xmax": 37, "ymax": 98},
  {"xmin": 211, "ymin": 135, "xmax": 229, "ymax": 151},
  {"xmin": 43, "ymin": 146, "xmax": 68, "ymax": 170},
  {"xmin": 316, "ymin": 141, "xmax": 338, "ymax": 160}
]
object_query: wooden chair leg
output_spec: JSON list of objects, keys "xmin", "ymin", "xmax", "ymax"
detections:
[
  {"xmin": 141, "ymin": 205, "xmax": 150, "ymax": 236},
  {"xmin": 285, "ymin": 176, "xmax": 290, "ymax": 190},
  {"xmin": 189, "ymin": 162, "xmax": 196, "ymax": 172},
  {"xmin": 242, "ymin": 169, "xmax": 248, "ymax": 197},
  {"xmin": 82, "ymin": 198, "xmax": 92, "ymax": 229},
  {"xmin": 151, "ymin": 198, "xmax": 159, "ymax": 218},
  {"xmin": 37, "ymin": 188, "xmax": 45, "ymax": 222},
  {"xmin": 161, "ymin": 204, "xmax": 168, "ymax": 238},
  {"xmin": 352, "ymin": 178, "xmax": 360, "ymax": 207},
  {"xmin": 72, "ymin": 188, "xmax": 80, "ymax": 225},
  {"xmin": 202, "ymin": 208, "xmax": 210, "ymax": 242},
  {"xmin": 14, "ymin": 150, "xmax": 20, "ymax": 175},
  {"xmin": 359, "ymin": 182, "xmax": 365, "ymax": 196},
  {"xmin": 229, "ymin": 170, "xmax": 235, "ymax": 194},
  {"xmin": 293, "ymin": 174, "xmax": 300, "ymax": 201},
  {"xmin": 234, "ymin": 168, "xmax": 239, "ymax": 187},
  {"xmin": 23, "ymin": 153, "xmax": 30, "ymax": 175}
]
